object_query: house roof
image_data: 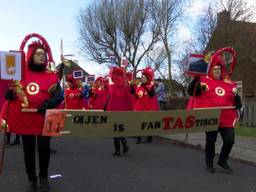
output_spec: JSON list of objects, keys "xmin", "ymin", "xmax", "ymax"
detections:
[
  {"xmin": 56, "ymin": 60, "xmax": 90, "ymax": 76},
  {"xmin": 55, "ymin": 60, "xmax": 91, "ymax": 82}
]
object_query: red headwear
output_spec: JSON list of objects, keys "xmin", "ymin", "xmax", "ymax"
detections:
[
  {"xmin": 95, "ymin": 76, "xmax": 104, "ymax": 84},
  {"xmin": 20, "ymin": 33, "xmax": 54, "ymax": 70},
  {"xmin": 209, "ymin": 47, "xmax": 237, "ymax": 80},
  {"xmin": 142, "ymin": 67, "xmax": 154, "ymax": 83},
  {"xmin": 208, "ymin": 55, "xmax": 225, "ymax": 79},
  {"xmin": 66, "ymin": 74, "xmax": 74, "ymax": 82},
  {"xmin": 110, "ymin": 67, "xmax": 126, "ymax": 85},
  {"xmin": 66, "ymin": 73, "xmax": 78, "ymax": 88},
  {"xmin": 94, "ymin": 76, "xmax": 104, "ymax": 88},
  {"xmin": 26, "ymin": 41, "xmax": 47, "ymax": 66}
]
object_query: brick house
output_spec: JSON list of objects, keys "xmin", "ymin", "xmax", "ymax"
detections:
[
  {"xmin": 206, "ymin": 11, "xmax": 256, "ymax": 127},
  {"xmin": 205, "ymin": 11, "xmax": 256, "ymax": 102}
]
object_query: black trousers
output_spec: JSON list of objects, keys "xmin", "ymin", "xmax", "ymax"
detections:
[
  {"xmin": 5, "ymin": 133, "xmax": 20, "ymax": 143},
  {"xmin": 5, "ymin": 133, "xmax": 10, "ymax": 144},
  {"xmin": 205, "ymin": 128, "xmax": 235, "ymax": 164},
  {"xmin": 22, "ymin": 135, "xmax": 51, "ymax": 181},
  {"xmin": 113, "ymin": 137, "xmax": 127, "ymax": 152}
]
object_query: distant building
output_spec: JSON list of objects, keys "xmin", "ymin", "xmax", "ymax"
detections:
[
  {"xmin": 56, "ymin": 60, "xmax": 90, "ymax": 83},
  {"xmin": 155, "ymin": 78, "xmax": 186, "ymax": 97},
  {"xmin": 205, "ymin": 11, "xmax": 256, "ymax": 101}
]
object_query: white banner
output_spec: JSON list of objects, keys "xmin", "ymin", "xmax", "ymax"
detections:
[
  {"xmin": 0, "ymin": 51, "xmax": 23, "ymax": 80},
  {"xmin": 43, "ymin": 109, "xmax": 221, "ymax": 138}
]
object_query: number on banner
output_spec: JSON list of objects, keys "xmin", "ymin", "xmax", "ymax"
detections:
[{"xmin": 43, "ymin": 110, "xmax": 66, "ymax": 136}]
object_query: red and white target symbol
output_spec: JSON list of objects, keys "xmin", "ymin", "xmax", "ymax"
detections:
[
  {"xmin": 215, "ymin": 87, "xmax": 225, "ymax": 96},
  {"xmin": 26, "ymin": 82, "xmax": 40, "ymax": 95},
  {"xmin": 69, "ymin": 93, "xmax": 74, "ymax": 99}
]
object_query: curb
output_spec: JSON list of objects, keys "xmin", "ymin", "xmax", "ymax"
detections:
[{"xmin": 157, "ymin": 136, "xmax": 256, "ymax": 167}]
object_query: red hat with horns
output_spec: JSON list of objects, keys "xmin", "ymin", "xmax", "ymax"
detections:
[{"xmin": 142, "ymin": 67, "xmax": 154, "ymax": 82}]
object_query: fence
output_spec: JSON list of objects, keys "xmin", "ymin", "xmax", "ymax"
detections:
[{"xmin": 242, "ymin": 101, "xmax": 256, "ymax": 127}]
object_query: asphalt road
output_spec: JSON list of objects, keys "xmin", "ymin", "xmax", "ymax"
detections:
[{"xmin": 0, "ymin": 137, "xmax": 256, "ymax": 192}]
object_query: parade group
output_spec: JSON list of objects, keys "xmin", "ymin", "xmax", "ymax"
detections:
[{"xmin": 0, "ymin": 34, "xmax": 242, "ymax": 192}]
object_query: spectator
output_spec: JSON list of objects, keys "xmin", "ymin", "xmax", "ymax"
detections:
[{"xmin": 155, "ymin": 78, "xmax": 168, "ymax": 110}]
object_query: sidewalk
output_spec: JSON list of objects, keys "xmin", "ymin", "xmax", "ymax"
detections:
[{"xmin": 161, "ymin": 132, "xmax": 256, "ymax": 166}]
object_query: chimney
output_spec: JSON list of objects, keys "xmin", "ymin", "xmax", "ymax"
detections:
[{"xmin": 217, "ymin": 10, "xmax": 231, "ymax": 26}]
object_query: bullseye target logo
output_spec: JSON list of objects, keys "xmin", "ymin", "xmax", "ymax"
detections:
[
  {"xmin": 69, "ymin": 93, "xmax": 74, "ymax": 98},
  {"xmin": 26, "ymin": 82, "xmax": 40, "ymax": 95},
  {"xmin": 215, "ymin": 87, "xmax": 225, "ymax": 96}
]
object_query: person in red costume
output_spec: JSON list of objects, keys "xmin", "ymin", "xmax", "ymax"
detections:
[
  {"xmin": 187, "ymin": 54, "xmax": 242, "ymax": 174},
  {"xmin": 64, "ymin": 74, "xmax": 88, "ymax": 109},
  {"xmin": 0, "ymin": 80, "xmax": 9, "ymax": 110},
  {"xmin": 0, "ymin": 80, "xmax": 19, "ymax": 145},
  {"xmin": 2, "ymin": 40, "xmax": 63, "ymax": 192},
  {"xmin": 89, "ymin": 76, "xmax": 108, "ymax": 110},
  {"xmin": 106, "ymin": 66, "xmax": 133, "ymax": 156},
  {"xmin": 133, "ymin": 67, "xmax": 159, "ymax": 144},
  {"xmin": 126, "ymin": 71, "xmax": 137, "ymax": 109}
]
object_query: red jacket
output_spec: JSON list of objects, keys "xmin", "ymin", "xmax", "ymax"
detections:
[
  {"xmin": 187, "ymin": 76, "xmax": 239, "ymax": 128},
  {"xmin": 1, "ymin": 70, "xmax": 60, "ymax": 135},
  {"xmin": 65, "ymin": 87, "xmax": 88, "ymax": 109},
  {"xmin": 106, "ymin": 67, "xmax": 134, "ymax": 111},
  {"xmin": 107, "ymin": 83, "xmax": 134, "ymax": 111},
  {"xmin": 134, "ymin": 83, "xmax": 159, "ymax": 111},
  {"xmin": 89, "ymin": 87, "xmax": 108, "ymax": 110}
]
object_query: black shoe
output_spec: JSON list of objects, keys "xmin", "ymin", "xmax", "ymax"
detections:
[
  {"xmin": 206, "ymin": 164, "xmax": 215, "ymax": 173},
  {"xmin": 10, "ymin": 139, "xmax": 20, "ymax": 146},
  {"xmin": 112, "ymin": 151, "xmax": 121, "ymax": 156},
  {"xmin": 4, "ymin": 140, "xmax": 10, "ymax": 146},
  {"xmin": 123, "ymin": 146, "xmax": 129, "ymax": 154},
  {"xmin": 25, "ymin": 180, "xmax": 37, "ymax": 192},
  {"xmin": 144, "ymin": 136, "xmax": 152, "ymax": 143},
  {"xmin": 143, "ymin": 139, "xmax": 152, "ymax": 143},
  {"xmin": 136, "ymin": 137, "xmax": 141, "ymax": 144},
  {"xmin": 38, "ymin": 177, "xmax": 50, "ymax": 192},
  {"xmin": 217, "ymin": 162, "xmax": 232, "ymax": 173},
  {"xmin": 50, "ymin": 148, "xmax": 57, "ymax": 154},
  {"xmin": 4, "ymin": 133, "xmax": 10, "ymax": 145}
]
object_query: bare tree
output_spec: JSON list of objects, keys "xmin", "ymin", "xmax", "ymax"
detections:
[
  {"xmin": 173, "ymin": 40, "xmax": 200, "ymax": 94},
  {"xmin": 194, "ymin": 4, "xmax": 217, "ymax": 52},
  {"xmin": 194, "ymin": 0, "xmax": 254, "ymax": 51},
  {"xmin": 175, "ymin": 0, "xmax": 255, "ymax": 93},
  {"xmin": 217, "ymin": 0, "xmax": 255, "ymax": 48},
  {"xmin": 149, "ymin": 0, "xmax": 187, "ymax": 94},
  {"xmin": 77, "ymin": 0, "xmax": 161, "ymax": 76},
  {"xmin": 145, "ymin": 45, "xmax": 168, "ymax": 78},
  {"xmin": 220, "ymin": 0, "xmax": 255, "ymax": 21}
]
